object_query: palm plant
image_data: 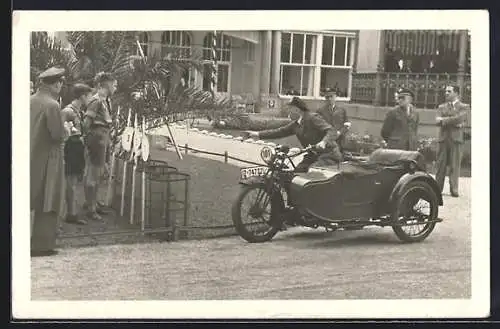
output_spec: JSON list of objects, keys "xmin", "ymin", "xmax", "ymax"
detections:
[{"xmin": 30, "ymin": 30, "xmax": 232, "ymax": 149}]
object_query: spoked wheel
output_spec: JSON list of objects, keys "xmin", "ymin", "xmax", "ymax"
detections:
[
  {"xmin": 391, "ymin": 181, "xmax": 439, "ymax": 243},
  {"xmin": 231, "ymin": 183, "xmax": 284, "ymax": 243}
]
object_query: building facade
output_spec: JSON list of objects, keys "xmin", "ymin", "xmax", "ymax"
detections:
[{"xmin": 53, "ymin": 29, "xmax": 470, "ymax": 111}]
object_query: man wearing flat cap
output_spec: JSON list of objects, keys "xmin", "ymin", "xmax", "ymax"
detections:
[
  {"xmin": 245, "ymin": 96, "xmax": 341, "ymax": 172},
  {"xmin": 381, "ymin": 87, "xmax": 420, "ymax": 151},
  {"xmin": 317, "ymin": 88, "xmax": 350, "ymax": 153},
  {"xmin": 435, "ymin": 85, "xmax": 469, "ymax": 197},
  {"xmin": 30, "ymin": 67, "xmax": 68, "ymax": 257}
]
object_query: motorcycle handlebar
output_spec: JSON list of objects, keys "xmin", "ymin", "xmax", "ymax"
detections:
[{"xmin": 276, "ymin": 144, "xmax": 319, "ymax": 157}]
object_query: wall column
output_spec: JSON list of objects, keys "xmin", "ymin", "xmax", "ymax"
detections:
[
  {"xmin": 457, "ymin": 30, "xmax": 468, "ymax": 95},
  {"xmin": 270, "ymin": 30, "xmax": 282, "ymax": 95},
  {"xmin": 347, "ymin": 37, "xmax": 357, "ymax": 99},
  {"xmin": 259, "ymin": 31, "xmax": 272, "ymax": 97},
  {"xmin": 373, "ymin": 30, "xmax": 386, "ymax": 106}
]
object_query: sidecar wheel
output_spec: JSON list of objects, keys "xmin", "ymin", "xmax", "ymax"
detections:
[
  {"xmin": 391, "ymin": 180, "xmax": 439, "ymax": 243},
  {"xmin": 231, "ymin": 184, "xmax": 283, "ymax": 243}
]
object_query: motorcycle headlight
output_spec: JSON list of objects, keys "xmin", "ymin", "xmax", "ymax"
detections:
[{"xmin": 260, "ymin": 146, "xmax": 276, "ymax": 164}]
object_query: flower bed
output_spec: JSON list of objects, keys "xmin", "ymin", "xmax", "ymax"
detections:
[
  {"xmin": 210, "ymin": 113, "xmax": 471, "ymax": 170},
  {"xmin": 212, "ymin": 113, "xmax": 291, "ymax": 131}
]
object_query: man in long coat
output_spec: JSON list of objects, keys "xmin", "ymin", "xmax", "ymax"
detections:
[
  {"xmin": 435, "ymin": 85, "xmax": 469, "ymax": 197},
  {"xmin": 317, "ymin": 88, "xmax": 350, "ymax": 153},
  {"xmin": 30, "ymin": 67, "xmax": 67, "ymax": 257},
  {"xmin": 381, "ymin": 88, "xmax": 420, "ymax": 151}
]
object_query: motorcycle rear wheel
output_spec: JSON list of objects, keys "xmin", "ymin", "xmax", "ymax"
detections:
[
  {"xmin": 231, "ymin": 183, "xmax": 284, "ymax": 243},
  {"xmin": 391, "ymin": 180, "xmax": 439, "ymax": 243}
]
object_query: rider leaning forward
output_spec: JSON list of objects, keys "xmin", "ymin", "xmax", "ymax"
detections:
[{"xmin": 245, "ymin": 96, "xmax": 342, "ymax": 172}]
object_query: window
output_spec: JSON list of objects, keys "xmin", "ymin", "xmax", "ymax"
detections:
[
  {"xmin": 279, "ymin": 32, "xmax": 355, "ymax": 99},
  {"xmin": 243, "ymin": 41, "xmax": 256, "ymax": 63},
  {"xmin": 137, "ymin": 32, "xmax": 149, "ymax": 57},
  {"xmin": 202, "ymin": 32, "xmax": 232, "ymax": 94},
  {"xmin": 161, "ymin": 31, "xmax": 192, "ymax": 59},
  {"xmin": 279, "ymin": 32, "xmax": 317, "ymax": 97},
  {"xmin": 161, "ymin": 31, "xmax": 193, "ymax": 87},
  {"xmin": 242, "ymin": 41, "xmax": 256, "ymax": 93},
  {"xmin": 320, "ymin": 35, "xmax": 354, "ymax": 98}
]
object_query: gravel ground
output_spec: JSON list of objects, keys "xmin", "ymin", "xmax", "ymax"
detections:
[
  {"xmin": 31, "ymin": 177, "xmax": 470, "ymax": 300},
  {"xmin": 32, "ymin": 125, "xmax": 472, "ymax": 301}
]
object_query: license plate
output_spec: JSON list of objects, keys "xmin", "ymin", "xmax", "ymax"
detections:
[{"xmin": 240, "ymin": 166, "xmax": 268, "ymax": 180}]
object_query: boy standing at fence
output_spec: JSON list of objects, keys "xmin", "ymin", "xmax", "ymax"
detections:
[
  {"xmin": 61, "ymin": 83, "xmax": 94, "ymax": 225},
  {"xmin": 83, "ymin": 72, "xmax": 117, "ymax": 221}
]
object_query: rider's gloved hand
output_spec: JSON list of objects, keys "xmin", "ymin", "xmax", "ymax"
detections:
[{"xmin": 315, "ymin": 140, "xmax": 327, "ymax": 150}]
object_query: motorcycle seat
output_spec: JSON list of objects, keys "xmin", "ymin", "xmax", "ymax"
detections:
[
  {"xmin": 307, "ymin": 167, "xmax": 341, "ymax": 180},
  {"xmin": 340, "ymin": 162, "xmax": 381, "ymax": 178},
  {"xmin": 367, "ymin": 149, "xmax": 425, "ymax": 169}
]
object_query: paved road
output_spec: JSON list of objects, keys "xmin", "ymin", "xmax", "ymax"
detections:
[{"xmin": 31, "ymin": 126, "xmax": 471, "ymax": 300}]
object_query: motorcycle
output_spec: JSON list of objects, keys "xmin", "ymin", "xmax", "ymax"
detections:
[{"xmin": 231, "ymin": 133, "xmax": 443, "ymax": 244}]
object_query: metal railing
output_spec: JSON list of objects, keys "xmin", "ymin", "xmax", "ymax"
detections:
[{"xmin": 351, "ymin": 72, "xmax": 471, "ymax": 109}]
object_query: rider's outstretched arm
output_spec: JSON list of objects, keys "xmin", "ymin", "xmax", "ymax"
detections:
[{"xmin": 258, "ymin": 121, "xmax": 297, "ymax": 140}]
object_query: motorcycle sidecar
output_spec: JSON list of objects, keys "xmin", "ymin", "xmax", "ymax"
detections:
[{"xmin": 288, "ymin": 149, "xmax": 443, "ymax": 242}]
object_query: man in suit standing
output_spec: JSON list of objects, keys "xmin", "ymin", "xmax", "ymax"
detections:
[
  {"xmin": 317, "ymin": 88, "xmax": 350, "ymax": 153},
  {"xmin": 381, "ymin": 88, "xmax": 420, "ymax": 151},
  {"xmin": 245, "ymin": 97, "xmax": 341, "ymax": 172},
  {"xmin": 435, "ymin": 85, "xmax": 469, "ymax": 197}
]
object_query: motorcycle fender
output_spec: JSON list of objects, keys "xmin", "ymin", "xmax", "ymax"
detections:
[
  {"xmin": 238, "ymin": 176, "xmax": 285, "ymax": 227},
  {"xmin": 238, "ymin": 176, "xmax": 283, "ymax": 196},
  {"xmin": 389, "ymin": 172, "xmax": 444, "ymax": 206}
]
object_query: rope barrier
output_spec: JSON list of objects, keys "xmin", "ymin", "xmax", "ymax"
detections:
[{"xmin": 167, "ymin": 143, "xmax": 266, "ymax": 167}]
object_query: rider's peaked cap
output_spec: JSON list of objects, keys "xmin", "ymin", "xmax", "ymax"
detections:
[
  {"xmin": 398, "ymin": 87, "xmax": 414, "ymax": 98},
  {"xmin": 287, "ymin": 96, "xmax": 309, "ymax": 112}
]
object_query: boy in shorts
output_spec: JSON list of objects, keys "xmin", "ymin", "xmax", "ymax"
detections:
[{"xmin": 83, "ymin": 72, "xmax": 117, "ymax": 221}]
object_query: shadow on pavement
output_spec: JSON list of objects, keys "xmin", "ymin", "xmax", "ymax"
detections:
[{"xmin": 274, "ymin": 228, "xmax": 406, "ymax": 249}]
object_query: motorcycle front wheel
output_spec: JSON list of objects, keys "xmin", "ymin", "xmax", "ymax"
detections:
[{"xmin": 231, "ymin": 183, "xmax": 284, "ymax": 243}]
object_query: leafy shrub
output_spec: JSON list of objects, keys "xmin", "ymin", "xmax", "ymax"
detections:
[{"xmin": 213, "ymin": 113, "xmax": 291, "ymax": 131}]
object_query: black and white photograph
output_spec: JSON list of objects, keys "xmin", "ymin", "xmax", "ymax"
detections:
[{"xmin": 12, "ymin": 10, "xmax": 490, "ymax": 319}]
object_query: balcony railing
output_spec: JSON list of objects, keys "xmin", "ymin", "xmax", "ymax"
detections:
[{"xmin": 351, "ymin": 72, "xmax": 471, "ymax": 109}]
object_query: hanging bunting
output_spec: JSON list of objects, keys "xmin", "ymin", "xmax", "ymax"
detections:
[{"xmin": 210, "ymin": 31, "xmax": 218, "ymax": 99}]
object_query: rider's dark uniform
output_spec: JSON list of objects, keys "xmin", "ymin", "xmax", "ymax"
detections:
[{"xmin": 258, "ymin": 98, "xmax": 341, "ymax": 172}]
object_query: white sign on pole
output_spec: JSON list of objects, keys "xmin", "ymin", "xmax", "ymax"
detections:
[{"xmin": 122, "ymin": 127, "xmax": 134, "ymax": 152}]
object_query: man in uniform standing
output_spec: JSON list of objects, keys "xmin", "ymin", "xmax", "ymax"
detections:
[
  {"xmin": 30, "ymin": 67, "xmax": 67, "ymax": 257},
  {"xmin": 317, "ymin": 88, "xmax": 350, "ymax": 153},
  {"xmin": 83, "ymin": 72, "xmax": 117, "ymax": 221},
  {"xmin": 381, "ymin": 88, "xmax": 420, "ymax": 151},
  {"xmin": 435, "ymin": 85, "xmax": 469, "ymax": 197}
]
